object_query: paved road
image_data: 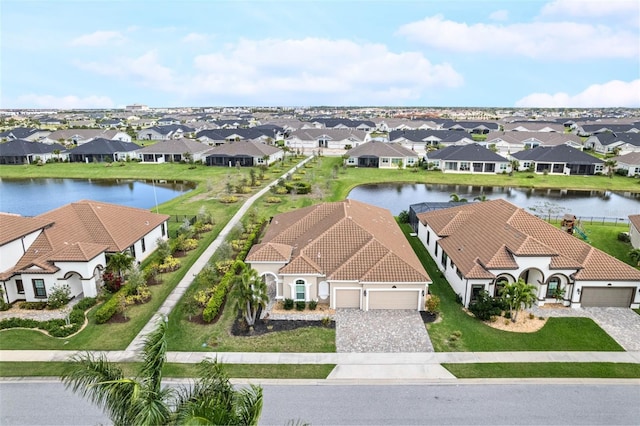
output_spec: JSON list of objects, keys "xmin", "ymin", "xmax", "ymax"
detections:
[{"xmin": 1, "ymin": 380, "xmax": 639, "ymax": 425}]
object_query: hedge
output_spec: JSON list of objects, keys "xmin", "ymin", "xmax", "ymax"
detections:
[
  {"xmin": 95, "ymin": 284, "xmax": 135, "ymax": 324},
  {"xmin": 201, "ymin": 219, "xmax": 266, "ymax": 323},
  {"xmin": 0, "ymin": 297, "xmax": 96, "ymax": 338},
  {"xmin": 284, "ymin": 181, "xmax": 311, "ymax": 194}
]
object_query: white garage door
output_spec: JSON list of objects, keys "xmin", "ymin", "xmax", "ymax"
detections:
[
  {"xmin": 581, "ymin": 287, "xmax": 634, "ymax": 307},
  {"xmin": 368, "ymin": 290, "xmax": 419, "ymax": 310},
  {"xmin": 335, "ymin": 289, "xmax": 361, "ymax": 309}
]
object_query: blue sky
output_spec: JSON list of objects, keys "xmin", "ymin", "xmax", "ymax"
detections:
[{"xmin": 1, "ymin": 0, "xmax": 639, "ymax": 108}]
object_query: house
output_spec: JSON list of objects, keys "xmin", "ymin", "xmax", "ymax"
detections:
[
  {"xmin": 610, "ymin": 152, "xmax": 640, "ymax": 177},
  {"xmin": 503, "ymin": 121, "xmax": 565, "ymax": 133},
  {"xmin": 373, "ymin": 118, "xmax": 438, "ymax": 132},
  {"xmin": 66, "ymin": 138, "xmax": 140, "ymax": 163},
  {"xmin": 344, "ymin": 141, "xmax": 419, "ymax": 168},
  {"xmin": 0, "ymin": 201, "xmax": 169, "ymax": 304},
  {"xmin": 0, "ymin": 127, "xmax": 50, "ymax": 142},
  {"xmin": 205, "ymin": 140, "xmax": 283, "ymax": 167},
  {"xmin": 388, "ymin": 129, "xmax": 475, "ymax": 151},
  {"xmin": 286, "ymin": 129, "xmax": 369, "ymax": 150},
  {"xmin": 484, "ymin": 132, "xmax": 583, "ymax": 156},
  {"xmin": 98, "ymin": 119, "xmax": 124, "ymax": 129},
  {"xmin": 137, "ymin": 125, "xmax": 195, "ymax": 141},
  {"xmin": 44, "ymin": 129, "xmax": 131, "ymax": 145},
  {"xmin": 416, "ymin": 199, "xmax": 640, "ymax": 308},
  {"xmin": 157, "ymin": 117, "xmax": 181, "ymax": 126},
  {"xmin": 584, "ymin": 132, "xmax": 640, "ymax": 155},
  {"xmin": 245, "ymin": 199, "xmax": 431, "ymax": 310},
  {"xmin": 425, "ymin": 143, "xmax": 510, "ymax": 173},
  {"xmin": 196, "ymin": 128, "xmax": 273, "ymax": 146},
  {"xmin": 0, "ymin": 140, "xmax": 66, "ymax": 164},
  {"xmin": 512, "ymin": 145, "xmax": 604, "ymax": 175},
  {"xmin": 628, "ymin": 215, "xmax": 640, "ymax": 249},
  {"xmin": 135, "ymin": 138, "xmax": 213, "ymax": 163},
  {"xmin": 576, "ymin": 123, "xmax": 640, "ymax": 137},
  {"xmin": 301, "ymin": 118, "xmax": 375, "ymax": 131},
  {"xmin": 441, "ymin": 120, "xmax": 500, "ymax": 134}
]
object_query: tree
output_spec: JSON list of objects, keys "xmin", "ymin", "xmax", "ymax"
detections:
[
  {"xmin": 61, "ymin": 321, "xmax": 263, "ymax": 426},
  {"xmin": 449, "ymin": 193, "xmax": 468, "ymax": 203},
  {"xmin": 106, "ymin": 252, "xmax": 135, "ymax": 280},
  {"xmin": 473, "ymin": 192, "xmax": 488, "ymax": 202},
  {"xmin": 629, "ymin": 248, "xmax": 640, "ymax": 266},
  {"xmin": 603, "ymin": 159, "xmax": 617, "ymax": 179},
  {"xmin": 499, "ymin": 278, "xmax": 537, "ymax": 322},
  {"xmin": 230, "ymin": 263, "xmax": 269, "ymax": 329}
]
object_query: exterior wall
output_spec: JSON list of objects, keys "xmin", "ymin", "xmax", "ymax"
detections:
[
  {"xmin": 247, "ymin": 261, "xmax": 286, "ymax": 299},
  {"xmin": 629, "ymin": 222, "xmax": 640, "ymax": 249},
  {"xmin": 281, "ymin": 274, "xmax": 323, "ymax": 302},
  {"xmin": 573, "ymin": 280, "xmax": 640, "ymax": 309},
  {"xmin": 285, "ymin": 138, "xmax": 317, "ymax": 150},
  {"xmin": 330, "ymin": 281, "xmax": 361, "ymax": 309},
  {"xmin": 130, "ymin": 222, "xmax": 169, "ymax": 263},
  {"xmin": 0, "ymin": 230, "xmax": 43, "ymax": 272},
  {"xmin": 363, "ymin": 283, "xmax": 426, "ymax": 311},
  {"xmin": 2, "ymin": 277, "xmax": 24, "ymax": 303}
]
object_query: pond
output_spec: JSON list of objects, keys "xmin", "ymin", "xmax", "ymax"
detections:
[
  {"xmin": 348, "ymin": 183, "xmax": 640, "ymax": 220},
  {"xmin": 0, "ymin": 178, "xmax": 196, "ymax": 216}
]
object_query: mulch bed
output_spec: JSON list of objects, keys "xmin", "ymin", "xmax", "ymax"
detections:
[
  {"xmin": 106, "ymin": 312, "xmax": 130, "ymax": 323},
  {"xmin": 231, "ymin": 317, "xmax": 335, "ymax": 337},
  {"xmin": 420, "ymin": 311, "xmax": 439, "ymax": 323}
]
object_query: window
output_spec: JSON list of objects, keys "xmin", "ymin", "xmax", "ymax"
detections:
[
  {"xmin": 16, "ymin": 279, "xmax": 24, "ymax": 294},
  {"xmin": 32, "ymin": 279, "xmax": 46, "ymax": 298},
  {"xmin": 141, "ymin": 238, "xmax": 146, "ymax": 253},
  {"xmin": 470, "ymin": 284, "xmax": 484, "ymax": 302},
  {"xmin": 347, "ymin": 158, "xmax": 355, "ymax": 164},
  {"xmin": 459, "ymin": 162, "xmax": 470, "ymax": 171},
  {"xmin": 426, "ymin": 230, "xmax": 430, "ymax": 245},
  {"xmin": 295, "ymin": 279, "xmax": 305, "ymax": 301},
  {"xmin": 161, "ymin": 223, "xmax": 166, "ymax": 236},
  {"xmin": 130, "ymin": 245, "xmax": 136, "ymax": 258},
  {"xmin": 494, "ymin": 277, "xmax": 508, "ymax": 297},
  {"xmin": 546, "ymin": 277, "xmax": 560, "ymax": 298},
  {"xmin": 445, "ymin": 161, "xmax": 458, "ymax": 170},
  {"xmin": 499, "ymin": 163, "xmax": 508, "ymax": 171},
  {"xmin": 441, "ymin": 250, "xmax": 448, "ymax": 267},
  {"xmin": 406, "ymin": 158, "xmax": 415, "ymax": 165},
  {"xmin": 381, "ymin": 158, "xmax": 389, "ymax": 164},
  {"xmin": 594, "ymin": 164, "xmax": 604, "ymax": 173}
]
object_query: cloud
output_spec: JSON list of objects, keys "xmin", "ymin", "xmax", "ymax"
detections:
[
  {"xmin": 182, "ymin": 32, "xmax": 209, "ymax": 43},
  {"xmin": 396, "ymin": 14, "xmax": 638, "ymax": 59},
  {"xmin": 539, "ymin": 0, "xmax": 640, "ymax": 18},
  {"xmin": 489, "ymin": 10, "xmax": 509, "ymax": 21},
  {"xmin": 76, "ymin": 38, "xmax": 464, "ymax": 105},
  {"xmin": 70, "ymin": 30, "xmax": 126, "ymax": 46},
  {"xmin": 515, "ymin": 79, "xmax": 640, "ymax": 107},
  {"xmin": 14, "ymin": 94, "xmax": 115, "ymax": 109}
]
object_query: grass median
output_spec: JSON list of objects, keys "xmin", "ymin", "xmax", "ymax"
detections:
[{"xmin": 443, "ymin": 362, "xmax": 640, "ymax": 378}]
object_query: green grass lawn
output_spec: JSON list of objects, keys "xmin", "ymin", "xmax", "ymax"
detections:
[
  {"xmin": 443, "ymin": 363, "xmax": 640, "ymax": 378},
  {"xmin": 401, "ymin": 224, "xmax": 624, "ymax": 352},
  {"xmin": 0, "ymin": 362, "xmax": 335, "ymax": 379}
]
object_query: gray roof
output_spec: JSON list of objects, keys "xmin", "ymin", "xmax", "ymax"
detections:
[
  {"xmin": 65, "ymin": 138, "xmax": 140, "ymax": 154},
  {"xmin": 346, "ymin": 141, "xmax": 417, "ymax": 157},
  {"xmin": 0, "ymin": 140, "xmax": 65, "ymax": 156},
  {"xmin": 206, "ymin": 140, "xmax": 281, "ymax": 157},
  {"xmin": 427, "ymin": 143, "xmax": 507, "ymax": 162},
  {"xmin": 512, "ymin": 145, "xmax": 603, "ymax": 164},
  {"xmin": 136, "ymin": 138, "xmax": 212, "ymax": 154}
]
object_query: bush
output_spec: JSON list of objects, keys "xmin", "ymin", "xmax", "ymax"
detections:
[
  {"xmin": 220, "ymin": 195, "xmax": 239, "ymax": 204},
  {"xmin": 46, "ymin": 284, "xmax": 71, "ymax": 309},
  {"xmin": 283, "ymin": 298, "xmax": 294, "ymax": 310},
  {"xmin": 468, "ymin": 291, "xmax": 502, "ymax": 321},
  {"xmin": 95, "ymin": 283, "xmax": 135, "ymax": 324},
  {"xmin": 158, "ymin": 255, "xmax": 181, "ymax": 273},
  {"xmin": 18, "ymin": 301, "xmax": 47, "ymax": 310},
  {"xmin": 425, "ymin": 295, "xmax": 440, "ymax": 313},
  {"xmin": 397, "ymin": 210, "xmax": 410, "ymax": 223},
  {"xmin": 295, "ymin": 301, "xmax": 306, "ymax": 311},
  {"xmin": 618, "ymin": 232, "xmax": 631, "ymax": 243},
  {"xmin": 308, "ymin": 300, "xmax": 318, "ymax": 310},
  {"xmin": 284, "ymin": 181, "xmax": 312, "ymax": 194},
  {"xmin": 265, "ymin": 196, "xmax": 281, "ymax": 204}
]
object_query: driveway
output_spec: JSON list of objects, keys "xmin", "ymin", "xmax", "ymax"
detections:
[
  {"xmin": 335, "ymin": 309, "xmax": 434, "ymax": 353},
  {"xmin": 529, "ymin": 306, "xmax": 640, "ymax": 351}
]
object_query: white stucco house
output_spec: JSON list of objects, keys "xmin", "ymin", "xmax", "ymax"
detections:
[
  {"xmin": 0, "ymin": 201, "xmax": 170, "ymax": 304},
  {"xmin": 416, "ymin": 199, "xmax": 640, "ymax": 309}
]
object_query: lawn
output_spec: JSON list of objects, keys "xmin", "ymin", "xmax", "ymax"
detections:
[
  {"xmin": 400, "ymin": 224, "xmax": 624, "ymax": 352},
  {"xmin": 443, "ymin": 363, "xmax": 640, "ymax": 378}
]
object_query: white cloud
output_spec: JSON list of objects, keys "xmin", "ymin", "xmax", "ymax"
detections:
[
  {"xmin": 489, "ymin": 10, "xmax": 509, "ymax": 21},
  {"xmin": 515, "ymin": 79, "xmax": 640, "ymax": 107},
  {"xmin": 70, "ymin": 30, "xmax": 126, "ymax": 47},
  {"xmin": 397, "ymin": 14, "xmax": 638, "ymax": 59},
  {"xmin": 14, "ymin": 94, "xmax": 115, "ymax": 109},
  {"xmin": 182, "ymin": 33, "xmax": 209, "ymax": 43},
  {"xmin": 76, "ymin": 38, "xmax": 463, "ymax": 105},
  {"xmin": 540, "ymin": 0, "xmax": 639, "ymax": 18}
]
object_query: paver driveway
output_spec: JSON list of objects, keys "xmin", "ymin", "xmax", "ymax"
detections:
[{"xmin": 335, "ymin": 309, "xmax": 434, "ymax": 353}]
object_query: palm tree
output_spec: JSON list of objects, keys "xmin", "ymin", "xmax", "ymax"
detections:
[
  {"xmin": 473, "ymin": 192, "xmax": 488, "ymax": 202},
  {"xmin": 62, "ymin": 321, "xmax": 263, "ymax": 425},
  {"xmin": 629, "ymin": 248, "xmax": 640, "ymax": 266},
  {"xmin": 449, "ymin": 193, "xmax": 468, "ymax": 203},
  {"xmin": 230, "ymin": 263, "xmax": 269, "ymax": 329},
  {"xmin": 106, "ymin": 251, "xmax": 135, "ymax": 280},
  {"xmin": 603, "ymin": 159, "xmax": 617, "ymax": 179},
  {"xmin": 499, "ymin": 278, "xmax": 538, "ymax": 322}
]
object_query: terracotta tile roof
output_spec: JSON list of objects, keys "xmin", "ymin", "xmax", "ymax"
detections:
[
  {"xmin": 629, "ymin": 214, "xmax": 640, "ymax": 233},
  {"xmin": 246, "ymin": 242, "xmax": 292, "ymax": 262},
  {"xmin": 418, "ymin": 199, "xmax": 640, "ymax": 281},
  {"xmin": 0, "ymin": 213, "xmax": 53, "ymax": 246},
  {"xmin": 255, "ymin": 200, "xmax": 430, "ymax": 283}
]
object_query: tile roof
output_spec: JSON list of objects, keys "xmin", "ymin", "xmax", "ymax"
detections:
[
  {"xmin": 206, "ymin": 140, "xmax": 281, "ymax": 157},
  {"xmin": 345, "ymin": 141, "xmax": 418, "ymax": 158},
  {"xmin": 0, "ymin": 213, "xmax": 53, "ymax": 246},
  {"xmin": 630, "ymin": 214, "xmax": 640, "ymax": 233},
  {"xmin": 135, "ymin": 138, "xmax": 212, "ymax": 154},
  {"xmin": 417, "ymin": 199, "xmax": 640, "ymax": 281},
  {"xmin": 247, "ymin": 200, "xmax": 430, "ymax": 283}
]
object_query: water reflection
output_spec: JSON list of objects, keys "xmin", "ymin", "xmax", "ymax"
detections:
[
  {"xmin": 348, "ymin": 183, "xmax": 640, "ymax": 218},
  {"xmin": 0, "ymin": 178, "xmax": 195, "ymax": 216}
]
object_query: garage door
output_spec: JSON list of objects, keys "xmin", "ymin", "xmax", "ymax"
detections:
[
  {"xmin": 368, "ymin": 290, "xmax": 419, "ymax": 310},
  {"xmin": 581, "ymin": 287, "xmax": 634, "ymax": 307},
  {"xmin": 335, "ymin": 289, "xmax": 361, "ymax": 309}
]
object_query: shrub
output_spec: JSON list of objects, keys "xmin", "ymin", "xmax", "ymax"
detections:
[
  {"xmin": 158, "ymin": 255, "xmax": 181, "ymax": 273},
  {"xmin": 308, "ymin": 300, "xmax": 318, "ymax": 310},
  {"xmin": 618, "ymin": 232, "xmax": 631, "ymax": 243},
  {"xmin": 18, "ymin": 301, "xmax": 47, "ymax": 310},
  {"xmin": 95, "ymin": 283, "xmax": 135, "ymax": 324},
  {"xmin": 265, "ymin": 196, "xmax": 281, "ymax": 204},
  {"xmin": 284, "ymin": 181, "xmax": 312, "ymax": 194},
  {"xmin": 182, "ymin": 238, "xmax": 198, "ymax": 251},
  {"xmin": 321, "ymin": 316, "xmax": 332, "ymax": 327},
  {"xmin": 202, "ymin": 261, "xmax": 244, "ymax": 323},
  {"xmin": 283, "ymin": 298, "xmax": 294, "ymax": 310},
  {"xmin": 46, "ymin": 284, "xmax": 72, "ymax": 310},
  {"xmin": 193, "ymin": 288, "xmax": 215, "ymax": 307},
  {"xmin": 425, "ymin": 295, "xmax": 441, "ymax": 313},
  {"xmin": 468, "ymin": 291, "xmax": 502, "ymax": 321},
  {"xmin": 220, "ymin": 195, "xmax": 239, "ymax": 204},
  {"xmin": 295, "ymin": 301, "xmax": 306, "ymax": 311},
  {"xmin": 397, "ymin": 210, "xmax": 410, "ymax": 223}
]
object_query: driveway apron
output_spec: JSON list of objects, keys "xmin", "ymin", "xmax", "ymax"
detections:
[{"xmin": 335, "ymin": 309, "xmax": 434, "ymax": 353}]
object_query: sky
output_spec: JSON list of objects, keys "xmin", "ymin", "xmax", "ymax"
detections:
[{"xmin": 1, "ymin": 0, "xmax": 639, "ymax": 109}]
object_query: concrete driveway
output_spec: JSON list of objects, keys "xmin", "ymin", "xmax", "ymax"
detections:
[{"xmin": 335, "ymin": 309, "xmax": 434, "ymax": 353}]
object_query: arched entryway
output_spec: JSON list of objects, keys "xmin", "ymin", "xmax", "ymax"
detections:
[
  {"xmin": 493, "ymin": 274, "xmax": 516, "ymax": 297},
  {"xmin": 519, "ymin": 268, "xmax": 545, "ymax": 299}
]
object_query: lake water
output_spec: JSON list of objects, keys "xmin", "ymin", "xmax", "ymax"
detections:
[
  {"xmin": 348, "ymin": 184, "xmax": 640, "ymax": 220},
  {"xmin": 0, "ymin": 178, "xmax": 195, "ymax": 216}
]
